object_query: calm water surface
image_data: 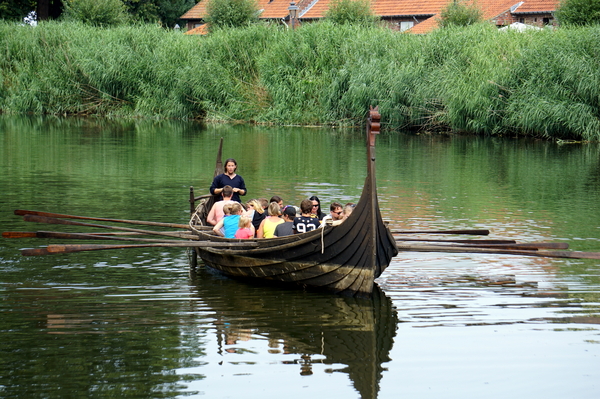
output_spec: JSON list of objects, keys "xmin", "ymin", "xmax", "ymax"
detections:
[{"xmin": 1, "ymin": 116, "xmax": 599, "ymax": 398}]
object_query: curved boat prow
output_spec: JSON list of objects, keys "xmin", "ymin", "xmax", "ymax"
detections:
[{"xmin": 191, "ymin": 108, "xmax": 398, "ymax": 297}]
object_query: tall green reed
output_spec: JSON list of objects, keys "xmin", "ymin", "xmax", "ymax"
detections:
[{"xmin": 1, "ymin": 20, "xmax": 599, "ymax": 140}]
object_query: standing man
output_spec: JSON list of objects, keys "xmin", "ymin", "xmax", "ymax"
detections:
[{"xmin": 210, "ymin": 158, "xmax": 247, "ymax": 203}]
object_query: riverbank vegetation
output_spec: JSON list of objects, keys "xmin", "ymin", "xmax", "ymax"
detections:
[{"xmin": 1, "ymin": 20, "xmax": 600, "ymax": 140}]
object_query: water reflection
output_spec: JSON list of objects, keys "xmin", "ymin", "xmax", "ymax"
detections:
[
  {"xmin": 379, "ymin": 253, "xmax": 600, "ymax": 331},
  {"xmin": 188, "ymin": 268, "xmax": 398, "ymax": 399}
]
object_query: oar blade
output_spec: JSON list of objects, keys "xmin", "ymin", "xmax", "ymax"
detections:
[{"xmin": 2, "ymin": 231, "xmax": 37, "ymax": 238}]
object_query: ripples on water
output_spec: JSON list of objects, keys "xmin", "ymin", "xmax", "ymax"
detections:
[{"xmin": 2, "ymin": 118, "xmax": 600, "ymax": 398}]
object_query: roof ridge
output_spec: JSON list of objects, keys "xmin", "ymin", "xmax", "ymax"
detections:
[{"xmin": 299, "ymin": 0, "xmax": 320, "ymax": 17}]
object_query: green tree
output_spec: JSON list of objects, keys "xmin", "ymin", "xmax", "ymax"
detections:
[
  {"xmin": 62, "ymin": 0, "xmax": 129, "ymax": 26},
  {"xmin": 324, "ymin": 0, "xmax": 377, "ymax": 26},
  {"xmin": 438, "ymin": 0, "xmax": 483, "ymax": 28},
  {"xmin": 0, "ymin": 0, "xmax": 37, "ymax": 21},
  {"xmin": 555, "ymin": 0, "xmax": 600, "ymax": 26},
  {"xmin": 205, "ymin": 0, "xmax": 258, "ymax": 31},
  {"xmin": 155, "ymin": 0, "xmax": 196, "ymax": 28}
]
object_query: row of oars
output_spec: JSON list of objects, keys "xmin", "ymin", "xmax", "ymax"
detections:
[
  {"xmin": 3, "ymin": 210, "xmax": 243, "ymax": 256},
  {"xmin": 3, "ymin": 209, "xmax": 600, "ymax": 260}
]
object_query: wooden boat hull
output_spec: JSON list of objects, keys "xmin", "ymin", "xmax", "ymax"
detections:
[{"xmin": 191, "ymin": 108, "xmax": 398, "ymax": 297}]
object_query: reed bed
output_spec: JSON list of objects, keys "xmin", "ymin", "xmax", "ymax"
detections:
[{"xmin": 1, "ymin": 21, "xmax": 599, "ymax": 140}]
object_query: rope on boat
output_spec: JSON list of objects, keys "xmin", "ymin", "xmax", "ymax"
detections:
[{"xmin": 189, "ymin": 198, "xmax": 208, "ymax": 234}]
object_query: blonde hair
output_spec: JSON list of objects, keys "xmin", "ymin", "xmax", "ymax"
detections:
[
  {"xmin": 229, "ymin": 202, "xmax": 243, "ymax": 215},
  {"xmin": 267, "ymin": 202, "xmax": 281, "ymax": 216},
  {"xmin": 238, "ymin": 215, "xmax": 251, "ymax": 229},
  {"xmin": 247, "ymin": 199, "xmax": 264, "ymax": 214},
  {"xmin": 223, "ymin": 203, "xmax": 233, "ymax": 215}
]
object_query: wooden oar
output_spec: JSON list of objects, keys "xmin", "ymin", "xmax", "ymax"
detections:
[
  {"xmin": 21, "ymin": 215, "xmax": 199, "ymax": 239},
  {"xmin": 393, "ymin": 237, "xmax": 517, "ymax": 244},
  {"xmin": 15, "ymin": 209, "xmax": 191, "ymax": 229},
  {"xmin": 395, "ymin": 243, "xmax": 600, "ymax": 260},
  {"xmin": 22, "ymin": 241, "xmax": 259, "ymax": 256},
  {"xmin": 391, "ymin": 229, "xmax": 490, "ymax": 235},
  {"xmin": 395, "ymin": 240, "xmax": 569, "ymax": 251},
  {"xmin": 3, "ymin": 231, "xmax": 37, "ymax": 238},
  {"xmin": 3, "ymin": 231, "xmax": 198, "ymax": 243}
]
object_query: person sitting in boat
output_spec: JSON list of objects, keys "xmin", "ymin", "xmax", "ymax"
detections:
[
  {"xmin": 259, "ymin": 198, "xmax": 268, "ymax": 213},
  {"xmin": 274, "ymin": 205, "xmax": 297, "ymax": 237},
  {"xmin": 245, "ymin": 199, "xmax": 265, "ymax": 232},
  {"xmin": 320, "ymin": 202, "xmax": 344, "ymax": 227},
  {"xmin": 213, "ymin": 202, "xmax": 243, "ymax": 238},
  {"xmin": 309, "ymin": 196, "xmax": 325, "ymax": 220},
  {"xmin": 206, "ymin": 185, "xmax": 235, "ymax": 226},
  {"xmin": 343, "ymin": 203, "xmax": 355, "ymax": 220},
  {"xmin": 216, "ymin": 202, "xmax": 233, "ymax": 236},
  {"xmin": 269, "ymin": 195, "xmax": 283, "ymax": 209},
  {"xmin": 210, "ymin": 158, "xmax": 246, "ymax": 203},
  {"xmin": 293, "ymin": 199, "xmax": 320, "ymax": 234},
  {"xmin": 234, "ymin": 215, "xmax": 255, "ymax": 239},
  {"xmin": 257, "ymin": 202, "xmax": 284, "ymax": 238}
]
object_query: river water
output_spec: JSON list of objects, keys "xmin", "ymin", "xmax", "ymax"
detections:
[{"xmin": 1, "ymin": 115, "xmax": 599, "ymax": 398}]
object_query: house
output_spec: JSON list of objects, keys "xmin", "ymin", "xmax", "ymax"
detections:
[
  {"xmin": 181, "ymin": 0, "xmax": 302, "ymax": 32},
  {"xmin": 180, "ymin": 0, "xmax": 559, "ymax": 34}
]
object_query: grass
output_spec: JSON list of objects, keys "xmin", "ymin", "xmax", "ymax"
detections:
[{"xmin": 1, "ymin": 20, "xmax": 599, "ymax": 140}]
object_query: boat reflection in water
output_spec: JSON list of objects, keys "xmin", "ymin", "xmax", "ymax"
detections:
[{"xmin": 189, "ymin": 268, "xmax": 398, "ymax": 399}]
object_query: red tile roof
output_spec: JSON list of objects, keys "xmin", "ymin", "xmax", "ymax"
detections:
[
  {"xmin": 180, "ymin": 0, "xmax": 207, "ymax": 20},
  {"xmin": 184, "ymin": 24, "xmax": 209, "ymax": 35},
  {"xmin": 513, "ymin": 0, "xmax": 559, "ymax": 13},
  {"xmin": 181, "ymin": 0, "xmax": 309, "ymax": 20},
  {"xmin": 180, "ymin": 0, "xmax": 559, "ymax": 33},
  {"xmin": 407, "ymin": 0, "xmax": 558, "ymax": 34}
]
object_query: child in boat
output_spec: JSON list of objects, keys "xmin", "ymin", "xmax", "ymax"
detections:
[
  {"xmin": 293, "ymin": 199, "xmax": 320, "ymax": 234},
  {"xmin": 235, "ymin": 215, "xmax": 254, "ymax": 239},
  {"xmin": 213, "ymin": 202, "xmax": 243, "ymax": 238},
  {"xmin": 257, "ymin": 202, "xmax": 284, "ymax": 238},
  {"xmin": 274, "ymin": 205, "xmax": 297, "ymax": 237}
]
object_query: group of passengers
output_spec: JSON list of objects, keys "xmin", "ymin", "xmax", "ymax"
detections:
[{"xmin": 207, "ymin": 158, "xmax": 354, "ymax": 239}]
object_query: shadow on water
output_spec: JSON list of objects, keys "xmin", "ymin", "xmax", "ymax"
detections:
[{"xmin": 188, "ymin": 267, "xmax": 399, "ymax": 399}]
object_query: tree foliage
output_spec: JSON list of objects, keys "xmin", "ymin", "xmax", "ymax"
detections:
[
  {"xmin": 205, "ymin": 0, "xmax": 258, "ymax": 31},
  {"xmin": 124, "ymin": 0, "xmax": 195, "ymax": 28},
  {"xmin": 555, "ymin": 0, "xmax": 600, "ymax": 26},
  {"xmin": 438, "ymin": 0, "xmax": 483, "ymax": 28},
  {"xmin": 62, "ymin": 0, "xmax": 129, "ymax": 26},
  {"xmin": 0, "ymin": 0, "xmax": 37, "ymax": 21},
  {"xmin": 324, "ymin": 0, "xmax": 377, "ymax": 26}
]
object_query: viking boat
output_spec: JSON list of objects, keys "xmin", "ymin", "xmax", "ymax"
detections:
[{"xmin": 188, "ymin": 107, "xmax": 398, "ymax": 297}]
